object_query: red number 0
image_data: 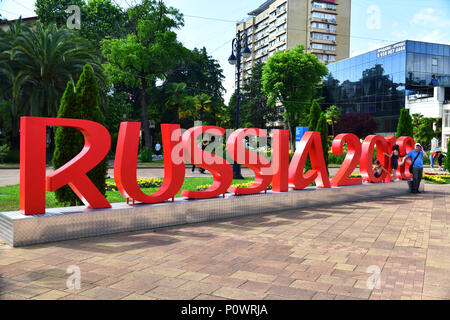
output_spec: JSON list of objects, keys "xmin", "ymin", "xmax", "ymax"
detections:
[{"xmin": 331, "ymin": 133, "xmax": 362, "ymax": 187}]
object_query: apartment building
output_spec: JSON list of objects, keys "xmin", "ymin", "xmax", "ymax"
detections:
[{"xmin": 236, "ymin": 0, "xmax": 351, "ymax": 84}]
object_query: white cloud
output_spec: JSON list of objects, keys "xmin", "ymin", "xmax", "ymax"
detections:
[
  {"xmin": 414, "ymin": 29, "xmax": 448, "ymax": 43},
  {"xmin": 410, "ymin": 8, "xmax": 450, "ymax": 28},
  {"xmin": 392, "ymin": 30, "xmax": 408, "ymax": 39},
  {"xmin": 351, "ymin": 40, "xmax": 386, "ymax": 57}
]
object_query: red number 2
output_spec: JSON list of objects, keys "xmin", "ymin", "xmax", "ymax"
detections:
[{"xmin": 331, "ymin": 133, "xmax": 362, "ymax": 187}]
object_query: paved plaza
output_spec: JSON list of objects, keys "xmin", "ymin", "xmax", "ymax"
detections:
[
  {"xmin": 0, "ymin": 184, "xmax": 449, "ymax": 300},
  {"xmin": 0, "ymin": 166, "xmax": 350, "ymax": 187}
]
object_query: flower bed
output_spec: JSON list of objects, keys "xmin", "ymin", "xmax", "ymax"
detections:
[
  {"xmin": 196, "ymin": 181, "xmax": 273, "ymax": 192},
  {"xmin": 105, "ymin": 178, "xmax": 163, "ymax": 191},
  {"xmin": 423, "ymin": 173, "xmax": 450, "ymax": 184}
]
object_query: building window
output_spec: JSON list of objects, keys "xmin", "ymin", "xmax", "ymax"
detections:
[
  {"xmin": 312, "ymin": 12, "xmax": 337, "ymax": 22},
  {"xmin": 311, "ymin": 22, "xmax": 336, "ymax": 31},
  {"xmin": 444, "ymin": 110, "xmax": 450, "ymax": 128},
  {"xmin": 432, "ymin": 58, "xmax": 438, "ymax": 66},
  {"xmin": 277, "ymin": 2, "xmax": 287, "ymax": 14},
  {"xmin": 311, "ymin": 32, "xmax": 336, "ymax": 41},
  {"xmin": 312, "ymin": 1, "xmax": 337, "ymax": 11},
  {"xmin": 277, "ymin": 12, "xmax": 287, "ymax": 21},
  {"xmin": 315, "ymin": 54, "xmax": 335, "ymax": 62},
  {"xmin": 312, "ymin": 43, "xmax": 336, "ymax": 51},
  {"xmin": 277, "ymin": 33, "xmax": 286, "ymax": 42},
  {"xmin": 277, "ymin": 24, "xmax": 286, "ymax": 32}
]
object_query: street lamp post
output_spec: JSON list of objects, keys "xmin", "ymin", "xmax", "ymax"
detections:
[{"xmin": 228, "ymin": 30, "xmax": 252, "ymax": 180}]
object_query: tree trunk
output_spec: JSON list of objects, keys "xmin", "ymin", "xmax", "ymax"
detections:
[
  {"xmin": 286, "ymin": 118, "xmax": 295, "ymax": 152},
  {"xmin": 140, "ymin": 77, "xmax": 152, "ymax": 150}
]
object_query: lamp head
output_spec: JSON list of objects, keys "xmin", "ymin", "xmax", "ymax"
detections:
[
  {"xmin": 228, "ymin": 53, "xmax": 237, "ymax": 65},
  {"xmin": 242, "ymin": 46, "xmax": 252, "ymax": 59}
]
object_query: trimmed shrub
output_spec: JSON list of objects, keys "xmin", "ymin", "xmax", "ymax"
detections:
[
  {"xmin": 397, "ymin": 109, "xmax": 413, "ymax": 138},
  {"xmin": 139, "ymin": 147, "xmax": 152, "ymax": 162},
  {"xmin": 446, "ymin": 140, "xmax": 450, "ymax": 172},
  {"xmin": 53, "ymin": 65, "xmax": 108, "ymax": 206},
  {"xmin": 0, "ymin": 144, "xmax": 10, "ymax": 163},
  {"xmin": 315, "ymin": 113, "xmax": 329, "ymax": 169},
  {"xmin": 308, "ymin": 99, "xmax": 321, "ymax": 132}
]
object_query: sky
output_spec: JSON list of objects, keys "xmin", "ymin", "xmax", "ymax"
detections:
[{"xmin": 1, "ymin": 0, "xmax": 450, "ymax": 103}]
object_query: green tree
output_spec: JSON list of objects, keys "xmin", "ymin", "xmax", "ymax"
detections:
[
  {"xmin": 240, "ymin": 61, "xmax": 281, "ymax": 129},
  {"xmin": 165, "ymin": 82, "xmax": 193, "ymax": 125},
  {"xmin": 104, "ymin": 90, "xmax": 133, "ymax": 151},
  {"xmin": 308, "ymin": 99, "xmax": 322, "ymax": 132},
  {"xmin": 102, "ymin": 0, "xmax": 185, "ymax": 150},
  {"xmin": 81, "ymin": 0, "xmax": 128, "ymax": 45},
  {"xmin": 53, "ymin": 65, "xmax": 108, "ymax": 206},
  {"xmin": 35, "ymin": 0, "xmax": 84, "ymax": 27},
  {"xmin": 11, "ymin": 23, "xmax": 103, "ymax": 118},
  {"xmin": 414, "ymin": 117, "xmax": 435, "ymax": 149},
  {"xmin": 52, "ymin": 81, "xmax": 82, "ymax": 205},
  {"xmin": 396, "ymin": 108, "xmax": 413, "ymax": 138},
  {"xmin": 411, "ymin": 113, "xmax": 424, "ymax": 128},
  {"xmin": 165, "ymin": 47, "xmax": 225, "ymax": 125},
  {"xmin": 0, "ymin": 20, "xmax": 102, "ymax": 149},
  {"xmin": 410, "ymin": 113, "xmax": 439, "ymax": 149},
  {"xmin": 316, "ymin": 112, "xmax": 329, "ymax": 169},
  {"xmin": 0, "ymin": 19, "xmax": 31, "ymax": 148},
  {"xmin": 325, "ymin": 105, "xmax": 340, "ymax": 137},
  {"xmin": 446, "ymin": 140, "xmax": 450, "ymax": 172},
  {"xmin": 262, "ymin": 45, "xmax": 328, "ymax": 150}
]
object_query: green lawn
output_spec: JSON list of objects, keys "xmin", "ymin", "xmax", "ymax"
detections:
[{"xmin": 0, "ymin": 177, "xmax": 254, "ymax": 212}]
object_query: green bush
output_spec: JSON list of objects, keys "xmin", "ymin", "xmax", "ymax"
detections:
[
  {"xmin": 328, "ymin": 153, "xmax": 346, "ymax": 165},
  {"xmin": 316, "ymin": 113, "xmax": 329, "ymax": 169},
  {"xmin": 446, "ymin": 140, "xmax": 450, "ymax": 172},
  {"xmin": 308, "ymin": 100, "xmax": 322, "ymax": 131},
  {"xmin": 53, "ymin": 65, "xmax": 108, "ymax": 206},
  {"xmin": 397, "ymin": 108, "xmax": 413, "ymax": 138},
  {"xmin": 0, "ymin": 144, "xmax": 10, "ymax": 163},
  {"xmin": 5, "ymin": 149, "xmax": 20, "ymax": 163},
  {"xmin": 139, "ymin": 147, "xmax": 152, "ymax": 162}
]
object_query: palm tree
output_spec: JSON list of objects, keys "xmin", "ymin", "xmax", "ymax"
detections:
[
  {"xmin": 325, "ymin": 105, "xmax": 340, "ymax": 137},
  {"xmin": 0, "ymin": 20, "xmax": 103, "ymax": 149},
  {"xmin": 193, "ymin": 93, "xmax": 212, "ymax": 122},
  {"xmin": 11, "ymin": 22, "xmax": 104, "ymax": 118},
  {"xmin": 0, "ymin": 18, "xmax": 31, "ymax": 147},
  {"xmin": 165, "ymin": 82, "xmax": 193, "ymax": 123}
]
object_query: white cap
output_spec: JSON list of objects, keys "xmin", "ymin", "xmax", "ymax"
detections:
[{"xmin": 415, "ymin": 143, "xmax": 421, "ymax": 147}]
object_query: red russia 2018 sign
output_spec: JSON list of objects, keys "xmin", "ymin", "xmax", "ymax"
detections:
[{"xmin": 19, "ymin": 117, "xmax": 416, "ymax": 215}]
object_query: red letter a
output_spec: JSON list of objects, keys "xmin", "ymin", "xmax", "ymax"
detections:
[{"xmin": 288, "ymin": 131, "xmax": 331, "ymax": 190}]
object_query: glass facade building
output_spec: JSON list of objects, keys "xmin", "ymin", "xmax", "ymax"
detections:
[{"xmin": 323, "ymin": 40, "xmax": 450, "ymax": 133}]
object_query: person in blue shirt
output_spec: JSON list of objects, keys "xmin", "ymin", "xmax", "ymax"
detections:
[{"xmin": 400, "ymin": 143, "xmax": 428, "ymax": 193}]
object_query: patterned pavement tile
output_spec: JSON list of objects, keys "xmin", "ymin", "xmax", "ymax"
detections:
[{"xmin": 0, "ymin": 184, "xmax": 449, "ymax": 300}]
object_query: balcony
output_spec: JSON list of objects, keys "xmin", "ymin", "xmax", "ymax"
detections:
[
  {"xmin": 310, "ymin": 48, "xmax": 336, "ymax": 55},
  {"xmin": 311, "ymin": 6, "xmax": 337, "ymax": 15},
  {"xmin": 310, "ymin": 27, "xmax": 336, "ymax": 35},
  {"xmin": 309, "ymin": 16, "xmax": 337, "ymax": 25}
]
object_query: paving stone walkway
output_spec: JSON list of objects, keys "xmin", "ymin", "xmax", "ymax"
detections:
[{"xmin": 0, "ymin": 184, "xmax": 449, "ymax": 300}]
